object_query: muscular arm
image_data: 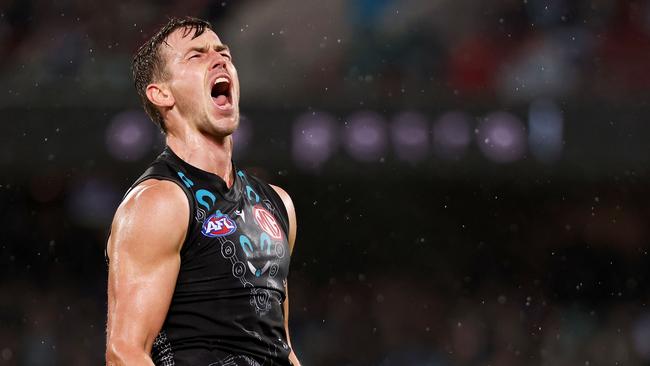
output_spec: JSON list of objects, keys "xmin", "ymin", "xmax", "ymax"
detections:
[
  {"xmin": 271, "ymin": 185, "xmax": 301, "ymax": 366},
  {"xmin": 106, "ymin": 180, "xmax": 189, "ymax": 365}
]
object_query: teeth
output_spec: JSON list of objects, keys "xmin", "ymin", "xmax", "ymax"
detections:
[{"xmin": 215, "ymin": 77, "xmax": 229, "ymax": 84}]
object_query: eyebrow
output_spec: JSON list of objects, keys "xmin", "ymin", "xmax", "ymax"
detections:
[{"xmin": 184, "ymin": 44, "xmax": 230, "ymax": 57}]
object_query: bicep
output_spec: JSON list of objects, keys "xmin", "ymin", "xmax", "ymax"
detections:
[{"xmin": 106, "ymin": 181, "xmax": 188, "ymax": 352}]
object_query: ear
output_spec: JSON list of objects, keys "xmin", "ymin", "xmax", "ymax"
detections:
[{"xmin": 146, "ymin": 83, "xmax": 175, "ymax": 109}]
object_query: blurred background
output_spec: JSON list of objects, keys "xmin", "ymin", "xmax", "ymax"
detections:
[{"xmin": 2, "ymin": 0, "xmax": 650, "ymax": 365}]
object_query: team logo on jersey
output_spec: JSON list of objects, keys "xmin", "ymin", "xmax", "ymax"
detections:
[
  {"xmin": 253, "ymin": 205, "xmax": 283, "ymax": 240},
  {"xmin": 201, "ymin": 213, "xmax": 237, "ymax": 238}
]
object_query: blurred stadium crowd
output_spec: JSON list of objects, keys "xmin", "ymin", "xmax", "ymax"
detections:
[
  {"xmin": 2, "ymin": 0, "xmax": 650, "ymax": 106},
  {"xmin": 2, "ymin": 0, "xmax": 650, "ymax": 365}
]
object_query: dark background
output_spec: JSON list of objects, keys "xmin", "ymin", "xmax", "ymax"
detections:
[{"xmin": 2, "ymin": 0, "xmax": 650, "ymax": 365}]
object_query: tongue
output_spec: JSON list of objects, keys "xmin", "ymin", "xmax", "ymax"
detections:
[{"xmin": 214, "ymin": 95, "xmax": 229, "ymax": 106}]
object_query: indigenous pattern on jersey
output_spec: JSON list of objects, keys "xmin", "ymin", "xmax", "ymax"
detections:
[{"xmin": 122, "ymin": 146, "xmax": 292, "ymax": 366}]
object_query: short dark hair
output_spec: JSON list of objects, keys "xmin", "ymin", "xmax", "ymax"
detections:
[{"xmin": 132, "ymin": 16, "xmax": 212, "ymax": 133}]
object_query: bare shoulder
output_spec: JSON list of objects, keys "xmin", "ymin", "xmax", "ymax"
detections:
[
  {"xmin": 123, "ymin": 179, "xmax": 185, "ymax": 205},
  {"xmin": 107, "ymin": 179, "xmax": 189, "ymax": 260},
  {"xmin": 270, "ymin": 184, "xmax": 297, "ymax": 252}
]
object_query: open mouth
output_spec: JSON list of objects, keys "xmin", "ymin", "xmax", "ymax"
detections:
[{"xmin": 211, "ymin": 77, "xmax": 232, "ymax": 110}]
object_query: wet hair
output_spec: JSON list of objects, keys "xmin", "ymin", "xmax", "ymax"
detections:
[{"xmin": 132, "ymin": 16, "xmax": 212, "ymax": 133}]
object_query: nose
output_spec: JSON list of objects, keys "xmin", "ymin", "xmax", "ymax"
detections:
[{"xmin": 210, "ymin": 52, "xmax": 228, "ymax": 70}]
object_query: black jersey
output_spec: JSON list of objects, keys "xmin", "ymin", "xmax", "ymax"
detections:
[{"xmin": 118, "ymin": 145, "xmax": 293, "ymax": 366}]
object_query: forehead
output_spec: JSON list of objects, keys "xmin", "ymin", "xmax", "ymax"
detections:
[{"xmin": 162, "ymin": 27, "xmax": 223, "ymax": 55}]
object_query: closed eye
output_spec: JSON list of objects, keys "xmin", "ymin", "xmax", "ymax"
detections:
[{"xmin": 189, "ymin": 54, "xmax": 201, "ymax": 60}]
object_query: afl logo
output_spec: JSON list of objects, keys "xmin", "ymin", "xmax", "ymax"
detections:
[
  {"xmin": 201, "ymin": 213, "xmax": 237, "ymax": 238},
  {"xmin": 253, "ymin": 205, "xmax": 283, "ymax": 240}
]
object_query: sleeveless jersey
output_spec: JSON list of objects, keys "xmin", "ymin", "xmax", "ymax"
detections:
[{"xmin": 117, "ymin": 145, "xmax": 293, "ymax": 366}]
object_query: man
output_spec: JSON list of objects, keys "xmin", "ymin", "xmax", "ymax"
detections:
[{"xmin": 105, "ymin": 17, "xmax": 301, "ymax": 366}]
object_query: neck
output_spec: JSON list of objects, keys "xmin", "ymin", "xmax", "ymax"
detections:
[{"xmin": 166, "ymin": 129, "xmax": 235, "ymax": 188}]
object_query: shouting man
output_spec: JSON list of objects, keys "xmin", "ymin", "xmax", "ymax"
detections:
[{"xmin": 105, "ymin": 16, "xmax": 301, "ymax": 366}]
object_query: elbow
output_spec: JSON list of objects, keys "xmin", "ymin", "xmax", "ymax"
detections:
[
  {"xmin": 105, "ymin": 339, "xmax": 127, "ymax": 365},
  {"xmin": 106, "ymin": 338, "xmax": 147, "ymax": 365}
]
